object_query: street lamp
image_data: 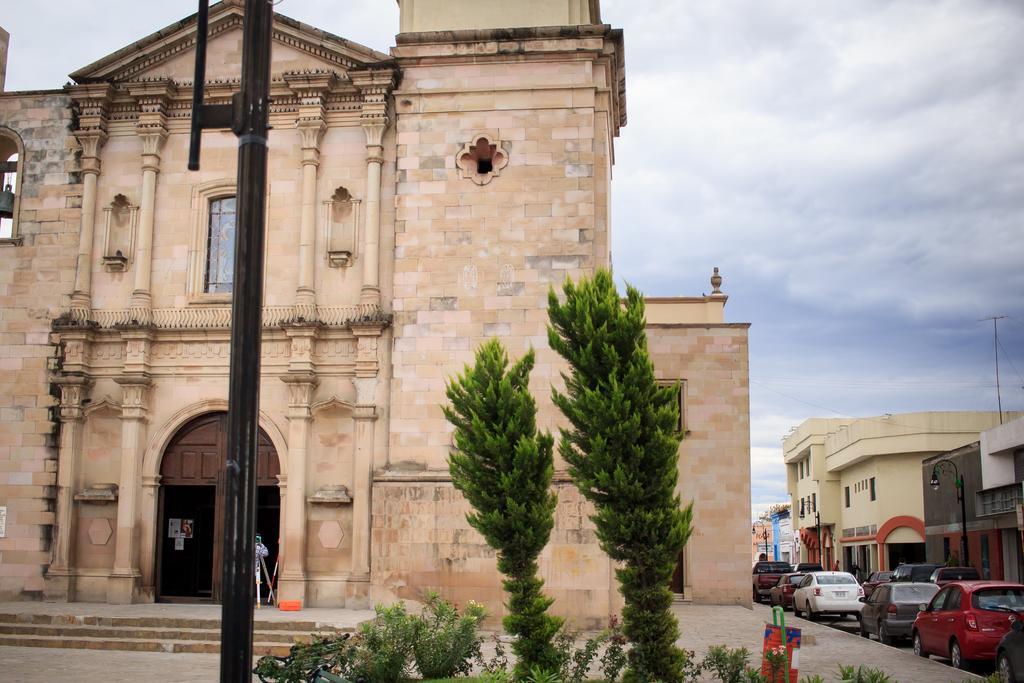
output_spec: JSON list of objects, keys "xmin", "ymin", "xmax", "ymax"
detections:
[
  {"xmin": 753, "ymin": 524, "xmax": 770, "ymax": 559},
  {"xmin": 931, "ymin": 459, "xmax": 970, "ymax": 566},
  {"xmin": 798, "ymin": 502, "xmax": 822, "ymax": 564}
]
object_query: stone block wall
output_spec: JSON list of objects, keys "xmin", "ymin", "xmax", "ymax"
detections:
[
  {"xmin": 0, "ymin": 91, "xmax": 78, "ymax": 599},
  {"xmin": 647, "ymin": 322, "xmax": 752, "ymax": 605}
]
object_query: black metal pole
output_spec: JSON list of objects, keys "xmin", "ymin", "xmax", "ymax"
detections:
[
  {"xmin": 219, "ymin": 0, "xmax": 273, "ymax": 681},
  {"xmin": 959, "ymin": 477, "xmax": 970, "ymax": 567}
]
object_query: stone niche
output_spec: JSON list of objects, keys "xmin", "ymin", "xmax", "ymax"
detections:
[
  {"xmin": 101, "ymin": 194, "xmax": 138, "ymax": 271},
  {"xmin": 324, "ymin": 187, "xmax": 360, "ymax": 267}
]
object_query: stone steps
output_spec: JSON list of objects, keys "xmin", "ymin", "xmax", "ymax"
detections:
[{"xmin": 0, "ymin": 610, "xmax": 352, "ymax": 656}]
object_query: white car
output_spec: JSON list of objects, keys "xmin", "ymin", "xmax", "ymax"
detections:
[{"xmin": 792, "ymin": 571, "xmax": 864, "ymax": 621}]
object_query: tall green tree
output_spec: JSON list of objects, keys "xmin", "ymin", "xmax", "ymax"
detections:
[
  {"xmin": 443, "ymin": 339, "xmax": 562, "ymax": 678},
  {"xmin": 547, "ymin": 269, "xmax": 693, "ymax": 683}
]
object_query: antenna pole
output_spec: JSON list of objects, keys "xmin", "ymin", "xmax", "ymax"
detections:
[{"xmin": 981, "ymin": 316, "xmax": 1007, "ymax": 424}]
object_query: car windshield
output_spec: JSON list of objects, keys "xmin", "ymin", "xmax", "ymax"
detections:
[
  {"xmin": 938, "ymin": 568, "xmax": 980, "ymax": 580},
  {"xmin": 892, "ymin": 584, "xmax": 938, "ymax": 602},
  {"xmin": 973, "ymin": 588, "xmax": 1024, "ymax": 611},
  {"xmin": 755, "ymin": 563, "xmax": 791, "ymax": 574},
  {"xmin": 872, "ymin": 572, "xmax": 893, "ymax": 582},
  {"xmin": 817, "ymin": 574, "xmax": 857, "ymax": 585},
  {"xmin": 910, "ymin": 566, "xmax": 938, "ymax": 581}
]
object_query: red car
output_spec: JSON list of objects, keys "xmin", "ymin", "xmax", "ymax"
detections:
[
  {"xmin": 912, "ymin": 581, "xmax": 1024, "ymax": 670},
  {"xmin": 768, "ymin": 572, "xmax": 805, "ymax": 610},
  {"xmin": 861, "ymin": 570, "xmax": 893, "ymax": 599}
]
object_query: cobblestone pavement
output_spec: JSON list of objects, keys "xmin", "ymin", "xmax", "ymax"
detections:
[{"xmin": 675, "ymin": 602, "xmax": 982, "ymax": 682}]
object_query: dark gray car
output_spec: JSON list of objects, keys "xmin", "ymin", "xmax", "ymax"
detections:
[{"xmin": 859, "ymin": 582, "xmax": 939, "ymax": 644}]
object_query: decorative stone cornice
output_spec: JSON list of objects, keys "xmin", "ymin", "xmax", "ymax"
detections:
[
  {"xmin": 69, "ymin": 83, "xmax": 115, "ymax": 137},
  {"xmin": 60, "ymin": 303, "xmax": 391, "ymax": 331},
  {"xmin": 350, "ymin": 68, "xmax": 396, "ymax": 148},
  {"xmin": 281, "ymin": 372, "xmax": 320, "ymax": 418}
]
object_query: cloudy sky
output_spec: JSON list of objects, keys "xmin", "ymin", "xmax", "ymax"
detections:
[{"xmin": 5, "ymin": 1, "xmax": 1023, "ymax": 520}]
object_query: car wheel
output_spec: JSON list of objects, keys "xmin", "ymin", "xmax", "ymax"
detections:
[
  {"xmin": 878, "ymin": 621, "xmax": 892, "ymax": 646},
  {"xmin": 806, "ymin": 604, "xmax": 817, "ymax": 622},
  {"xmin": 950, "ymin": 639, "xmax": 967, "ymax": 670},
  {"xmin": 998, "ymin": 650, "xmax": 1014, "ymax": 683},
  {"xmin": 858, "ymin": 617, "xmax": 868, "ymax": 639},
  {"xmin": 912, "ymin": 631, "xmax": 926, "ymax": 658}
]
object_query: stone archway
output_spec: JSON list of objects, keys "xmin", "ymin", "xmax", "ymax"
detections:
[{"xmin": 155, "ymin": 412, "xmax": 281, "ymax": 602}]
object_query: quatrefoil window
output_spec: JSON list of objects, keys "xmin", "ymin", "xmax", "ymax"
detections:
[{"xmin": 456, "ymin": 135, "xmax": 508, "ymax": 185}]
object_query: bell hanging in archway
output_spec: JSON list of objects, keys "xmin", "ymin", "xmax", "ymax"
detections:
[{"xmin": 0, "ymin": 185, "xmax": 15, "ymax": 220}]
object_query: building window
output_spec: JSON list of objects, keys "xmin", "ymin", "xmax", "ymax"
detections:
[
  {"xmin": 0, "ymin": 128, "xmax": 25, "ymax": 242},
  {"xmin": 187, "ymin": 179, "xmax": 239, "ymax": 301},
  {"xmin": 812, "ymin": 493, "xmax": 816, "ymax": 512},
  {"xmin": 844, "ymin": 486, "xmax": 850, "ymax": 508},
  {"xmin": 205, "ymin": 197, "xmax": 236, "ymax": 294},
  {"xmin": 943, "ymin": 536, "xmax": 950, "ymax": 562},
  {"xmin": 869, "ymin": 477, "xmax": 876, "ymax": 501}
]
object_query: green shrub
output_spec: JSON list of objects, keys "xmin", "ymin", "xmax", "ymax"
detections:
[
  {"xmin": 413, "ymin": 592, "xmax": 487, "ymax": 679},
  {"xmin": 347, "ymin": 602, "xmax": 421, "ymax": 683},
  {"xmin": 836, "ymin": 664, "xmax": 893, "ymax": 683},
  {"xmin": 798, "ymin": 676, "xmax": 825, "ymax": 683},
  {"xmin": 254, "ymin": 634, "xmax": 354, "ymax": 683},
  {"xmin": 523, "ymin": 667, "xmax": 563, "ymax": 683},
  {"xmin": 702, "ymin": 646, "xmax": 751, "ymax": 683}
]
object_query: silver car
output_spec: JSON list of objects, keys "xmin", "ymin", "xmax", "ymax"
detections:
[{"xmin": 793, "ymin": 571, "xmax": 864, "ymax": 620}]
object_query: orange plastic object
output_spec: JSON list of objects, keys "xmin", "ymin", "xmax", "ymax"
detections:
[{"xmin": 278, "ymin": 600, "xmax": 302, "ymax": 611}]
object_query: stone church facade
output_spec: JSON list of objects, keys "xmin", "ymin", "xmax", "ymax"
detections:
[{"xmin": 0, "ymin": 1, "xmax": 750, "ymax": 622}]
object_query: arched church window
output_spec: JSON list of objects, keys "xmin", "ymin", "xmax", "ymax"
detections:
[
  {"xmin": 205, "ymin": 196, "xmax": 236, "ymax": 293},
  {"xmin": 0, "ymin": 128, "xmax": 24, "ymax": 242}
]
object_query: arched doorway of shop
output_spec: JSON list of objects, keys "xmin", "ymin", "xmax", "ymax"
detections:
[{"xmin": 156, "ymin": 412, "xmax": 280, "ymax": 602}]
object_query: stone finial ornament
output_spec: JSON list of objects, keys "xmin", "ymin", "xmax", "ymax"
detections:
[
  {"xmin": 710, "ymin": 267, "xmax": 724, "ymax": 295},
  {"xmin": 456, "ymin": 135, "xmax": 508, "ymax": 185}
]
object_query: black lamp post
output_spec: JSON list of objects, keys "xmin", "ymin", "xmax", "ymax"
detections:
[
  {"xmin": 798, "ymin": 501, "xmax": 822, "ymax": 564},
  {"xmin": 931, "ymin": 460, "xmax": 970, "ymax": 566},
  {"xmin": 753, "ymin": 524, "xmax": 771, "ymax": 559}
]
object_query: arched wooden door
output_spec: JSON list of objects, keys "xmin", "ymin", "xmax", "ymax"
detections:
[{"xmin": 157, "ymin": 413, "xmax": 280, "ymax": 602}]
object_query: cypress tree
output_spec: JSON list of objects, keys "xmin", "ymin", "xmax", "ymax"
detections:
[
  {"xmin": 547, "ymin": 269, "xmax": 693, "ymax": 683},
  {"xmin": 443, "ymin": 339, "xmax": 562, "ymax": 678}
]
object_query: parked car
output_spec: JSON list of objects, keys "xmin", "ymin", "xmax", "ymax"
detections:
[
  {"xmin": 793, "ymin": 571, "xmax": 864, "ymax": 621},
  {"xmin": 861, "ymin": 570, "xmax": 894, "ymax": 599},
  {"xmin": 793, "ymin": 562, "xmax": 824, "ymax": 573},
  {"xmin": 931, "ymin": 566, "xmax": 981, "ymax": 586},
  {"xmin": 753, "ymin": 561, "xmax": 793, "ymax": 603},
  {"xmin": 996, "ymin": 615, "xmax": 1024, "ymax": 682},
  {"xmin": 892, "ymin": 563, "xmax": 942, "ymax": 583},
  {"xmin": 859, "ymin": 582, "xmax": 938, "ymax": 644},
  {"xmin": 769, "ymin": 572, "xmax": 805, "ymax": 611},
  {"xmin": 912, "ymin": 581, "xmax": 1024, "ymax": 670}
]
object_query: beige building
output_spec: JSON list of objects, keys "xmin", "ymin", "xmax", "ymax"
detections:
[
  {"xmin": 0, "ymin": 0, "xmax": 750, "ymax": 621},
  {"xmin": 784, "ymin": 412, "xmax": 1020, "ymax": 574}
]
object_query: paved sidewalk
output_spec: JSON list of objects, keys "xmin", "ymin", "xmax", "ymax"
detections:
[
  {"xmin": 675, "ymin": 602, "xmax": 980, "ymax": 682},
  {"xmin": 0, "ymin": 601, "xmax": 983, "ymax": 682}
]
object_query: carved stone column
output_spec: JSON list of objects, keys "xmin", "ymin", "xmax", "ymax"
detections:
[
  {"xmin": 67, "ymin": 84, "xmax": 113, "ymax": 322},
  {"xmin": 43, "ymin": 375, "xmax": 92, "ymax": 601},
  {"xmin": 126, "ymin": 80, "xmax": 174, "ymax": 324},
  {"xmin": 279, "ymin": 371, "xmax": 318, "ymax": 604},
  {"xmin": 109, "ymin": 328, "xmax": 152, "ymax": 604},
  {"xmin": 285, "ymin": 71, "xmax": 336, "ymax": 321},
  {"xmin": 351, "ymin": 70, "xmax": 396, "ymax": 308},
  {"xmin": 351, "ymin": 404, "xmax": 377, "ymax": 580},
  {"xmin": 137, "ymin": 473, "xmax": 161, "ymax": 601}
]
